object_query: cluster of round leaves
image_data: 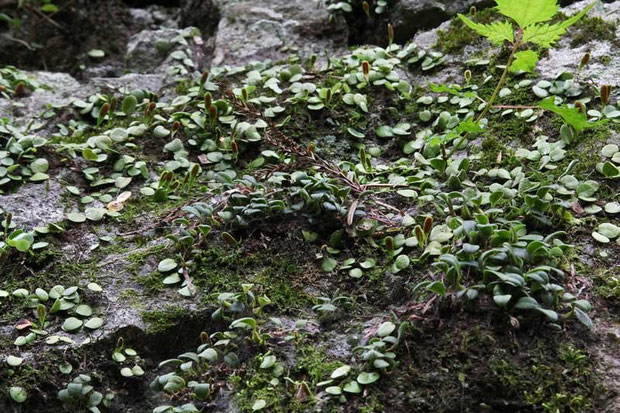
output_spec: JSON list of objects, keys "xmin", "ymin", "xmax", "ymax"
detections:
[
  {"xmin": 318, "ymin": 321, "xmax": 406, "ymax": 399},
  {"xmin": 4, "ymin": 283, "xmax": 104, "ymax": 348},
  {"xmin": 0, "ymin": 134, "xmax": 49, "ymax": 188},
  {"xmin": 57, "ymin": 374, "xmax": 113, "ymax": 413},
  {"xmin": 0, "ymin": 65, "xmax": 40, "ymax": 98},
  {"xmin": 112, "ymin": 344, "xmax": 145, "ymax": 378}
]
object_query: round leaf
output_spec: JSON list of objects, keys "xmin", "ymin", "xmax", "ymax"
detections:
[
  {"xmin": 62, "ymin": 317, "xmax": 83, "ymax": 332},
  {"xmin": 10, "ymin": 386, "xmax": 27, "ymax": 403},
  {"xmin": 158, "ymin": 258, "xmax": 178, "ymax": 272},
  {"xmin": 357, "ymin": 371, "xmax": 380, "ymax": 385}
]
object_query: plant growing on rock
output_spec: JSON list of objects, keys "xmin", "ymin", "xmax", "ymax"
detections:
[
  {"xmin": 58, "ymin": 374, "xmax": 114, "ymax": 413},
  {"xmin": 454, "ymin": 0, "xmax": 600, "ymax": 143}
]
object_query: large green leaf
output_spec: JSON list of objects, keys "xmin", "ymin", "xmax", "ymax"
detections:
[
  {"xmin": 496, "ymin": 0, "xmax": 558, "ymax": 28},
  {"xmin": 522, "ymin": 2, "xmax": 596, "ymax": 47},
  {"xmin": 538, "ymin": 98, "xmax": 603, "ymax": 132},
  {"xmin": 457, "ymin": 15, "xmax": 515, "ymax": 45},
  {"xmin": 510, "ymin": 50, "xmax": 539, "ymax": 73}
]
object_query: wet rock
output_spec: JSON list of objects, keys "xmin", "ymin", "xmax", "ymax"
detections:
[
  {"xmin": 323, "ymin": 332, "xmax": 353, "ymax": 360},
  {"xmin": 179, "ymin": 0, "xmax": 220, "ymax": 37},
  {"xmin": 61, "ymin": 230, "xmax": 99, "ymax": 262},
  {"xmin": 592, "ymin": 321, "xmax": 620, "ymax": 413},
  {"xmin": 90, "ymin": 73, "xmax": 168, "ymax": 97},
  {"xmin": 0, "ymin": 0, "xmax": 133, "ymax": 72},
  {"xmin": 129, "ymin": 5, "xmax": 179, "ymax": 31},
  {"xmin": 211, "ymin": 0, "xmax": 347, "ymax": 66}
]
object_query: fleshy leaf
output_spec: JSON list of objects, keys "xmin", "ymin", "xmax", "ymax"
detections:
[{"xmin": 457, "ymin": 15, "xmax": 515, "ymax": 45}]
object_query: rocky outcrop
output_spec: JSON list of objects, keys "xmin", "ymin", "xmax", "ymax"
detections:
[
  {"xmin": 211, "ymin": 0, "xmax": 348, "ymax": 66},
  {"xmin": 390, "ymin": 0, "xmax": 495, "ymax": 43},
  {"xmin": 538, "ymin": 0, "xmax": 620, "ymax": 86},
  {"xmin": 0, "ymin": 1, "xmax": 619, "ymax": 410}
]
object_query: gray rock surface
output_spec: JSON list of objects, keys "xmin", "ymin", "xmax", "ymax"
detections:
[
  {"xmin": 211, "ymin": 0, "xmax": 348, "ymax": 66},
  {"xmin": 0, "ymin": 72, "xmax": 88, "ymax": 127},
  {"xmin": 126, "ymin": 26, "xmax": 209, "ymax": 74},
  {"xmin": 0, "ymin": 179, "xmax": 68, "ymax": 229},
  {"xmin": 538, "ymin": 0, "xmax": 620, "ymax": 86}
]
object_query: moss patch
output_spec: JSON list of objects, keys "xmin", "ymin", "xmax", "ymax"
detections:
[
  {"xmin": 141, "ymin": 305, "xmax": 188, "ymax": 334},
  {"xmin": 570, "ymin": 16, "xmax": 617, "ymax": 48},
  {"xmin": 435, "ymin": 8, "xmax": 501, "ymax": 54}
]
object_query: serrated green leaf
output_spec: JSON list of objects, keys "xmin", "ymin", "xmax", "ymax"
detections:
[
  {"xmin": 457, "ymin": 15, "xmax": 515, "ymax": 45},
  {"xmin": 538, "ymin": 98, "xmax": 602, "ymax": 132},
  {"xmin": 510, "ymin": 50, "xmax": 539, "ymax": 73},
  {"xmin": 522, "ymin": 2, "xmax": 596, "ymax": 47},
  {"xmin": 496, "ymin": 0, "xmax": 558, "ymax": 28},
  {"xmin": 522, "ymin": 22, "xmax": 566, "ymax": 48}
]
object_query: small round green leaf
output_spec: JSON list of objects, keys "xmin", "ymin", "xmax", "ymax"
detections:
[
  {"xmin": 10, "ymin": 386, "xmax": 27, "ymax": 403},
  {"xmin": 158, "ymin": 258, "xmax": 177, "ymax": 272},
  {"xmin": 84, "ymin": 317, "xmax": 104, "ymax": 330},
  {"xmin": 62, "ymin": 317, "xmax": 83, "ymax": 332},
  {"xmin": 357, "ymin": 371, "xmax": 380, "ymax": 385}
]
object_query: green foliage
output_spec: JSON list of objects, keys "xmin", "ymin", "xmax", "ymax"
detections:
[
  {"xmin": 539, "ymin": 97, "xmax": 603, "ymax": 132},
  {"xmin": 457, "ymin": 18, "xmax": 514, "ymax": 45},
  {"xmin": 58, "ymin": 374, "xmax": 113, "ymax": 412},
  {"xmin": 458, "ymin": 0, "xmax": 596, "ymax": 131},
  {"xmin": 1, "ymin": 0, "xmax": 618, "ymax": 410},
  {"xmin": 510, "ymin": 50, "xmax": 538, "ymax": 73},
  {"xmin": 521, "ymin": 3, "xmax": 596, "ymax": 48}
]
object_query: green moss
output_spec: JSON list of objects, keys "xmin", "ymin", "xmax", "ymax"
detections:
[
  {"xmin": 234, "ymin": 341, "xmax": 341, "ymax": 413},
  {"xmin": 435, "ymin": 8, "xmax": 500, "ymax": 54},
  {"xmin": 118, "ymin": 244, "xmax": 168, "ymax": 294},
  {"xmin": 116, "ymin": 196, "xmax": 178, "ymax": 230},
  {"xmin": 294, "ymin": 341, "xmax": 343, "ymax": 384},
  {"xmin": 368, "ymin": 313, "xmax": 605, "ymax": 412},
  {"xmin": 570, "ymin": 16, "xmax": 617, "ymax": 48},
  {"xmin": 193, "ymin": 246, "xmax": 244, "ymax": 292},
  {"xmin": 594, "ymin": 270, "xmax": 620, "ymax": 308},
  {"xmin": 357, "ymin": 395, "xmax": 386, "ymax": 413},
  {"xmin": 136, "ymin": 271, "xmax": 165, "ymax": 293},
  {"xmin": 194, "ymin": 247, "xmax": 312, "ymax": 311},
  {"xmin": 495, "ymin": 115, "xmax": 532, "ymax": 142},
  {"xmin": 253, "ymin": 257, "xmax": 313, "ymax": 311},
  {"xmin": 471, "ymin": 135, "xmax": 508, "ymax": 169},
  {"xmin": 141, "ymin": 305, "xmax": 187, "ymax": 334},
  {"xmin": 0, "ymin": 354, "xmax": 59, "ymax": 407},
  {"xmin": 119, "ymin": 288, "xmax": 142, "ymax": 305},
  {"xmin": 233, "ymin": 364, "xmax": 286, "ymax": 413},
  {"xmin": 489, "ymin": 344, "xmax": 600, "ymax": 412}
]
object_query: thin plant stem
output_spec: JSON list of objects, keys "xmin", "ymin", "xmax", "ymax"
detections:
[
  {"xmin": 475, "ymin": 28, "xmax": 523, "ymax": 123},
  {"xmin": 448, "ymin": 28, "xmax": 523, "ymax": 158}
]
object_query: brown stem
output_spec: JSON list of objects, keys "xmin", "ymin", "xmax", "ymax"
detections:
[{"xmin": 492, "ymin": 104, "xmax": 538, "ymax": 109}]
